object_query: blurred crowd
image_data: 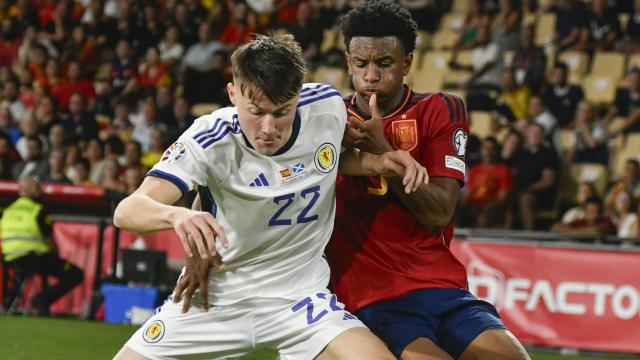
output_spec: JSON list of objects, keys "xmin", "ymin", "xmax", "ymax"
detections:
[{"xmin": 0, "ymin": 0, "xmax": 637, "ymax": 238}]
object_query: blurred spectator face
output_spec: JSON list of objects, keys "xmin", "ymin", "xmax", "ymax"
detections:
[
  {"xmin": 552, "ymin": 67, "xmax": 568, "ymax": 87},
  {"xmin": 125, "ymin": 141, "xmax": 141, "ymax": 165},
  {"xmin": 146, "ymin": 47, "xmax": 160, "ymax": 65},
  {"xmin": 65, "ymin": 145, "xmax": 79, "ymax": 169},
  {"xmin": 175, "ymin": 4, "xmax": 188, "ymax": 25},
  {"xmin": 36, "ymin": 96, "xmax": 55, "ymax": 118},
  {"xmin": 525, "ymin": 123, "xmax": 544, "ymax": 147},
  {"xmin": 45, "ymin": 59, "xmax": 59, "ymax": 79},
  {"xmin": 576, "ymin": 102, "xmax": 594, "ymax": 124},
  {"xmin": 528, "ymin": 96, "xmax": 544, "ymax": 117},
  {"xmin": 48, "ymin": 149, "xmax": 66, "ymax": 173},
  {"xmin": 156, "ymin": 86, "xmax": 172, "ymax": 107},
  {"xmin": 165, "ymin": 26, "xmax": 179, "ymax": 43},
  {"xmin": 212, "ymin": 52, "xmax": 227, "ymax": 71},
  {"xmin": 198, "ymin": 22, "xmax": 211, "ymax": 43},
  {"xmin": 72, "ymin": 26, "xmax": 86, "ymax": 44},
  {"xmin": 521, "ymin": 25, "xmax": 534, "ymax": 47},
  {"xmin": 480, "ymin": 139, "xmax": 498, "ymax": 163},
  {"xmin": 576, "ymin": 182, "xmax": 595, "ymax": 205},
  {"xmin": 49, "ymin": 124, "xmax": 65, "ymax": 148},
  {"xmin": 26, "ymin": 138, "xmax": 42, "ymax": 161},
  {"xmin": 20, "ymin": 118, "xmax": 39, "ymax": 136},
  {"xmin": 103, "ymin": 158, "xmax": 120, "ymax": 180},
  {"xmin": 31, "ymin": 47, "xmax": 47, "ymax": 67},
  {"xmin": 624, "ymin": 160, "xmax": 640, "ymax": 183},
  {"xmin": 86, "ymin": 139, "xmax": 103, "ymax": 161},
  {"xmin": 615, "ymin": 193, "xmax": 632, "ymax": 215},
  {"xmin": 628, "ymin": 70, "xmax": 640, "ymax": 92},
  {"xmin": 125, "ymin": 167, "xmax": 143, "ymax": 192},
  {"xmin": 23, "ymin": 26, "xmax": 36, "ymax": 42},
  {"xmin": 114, "ymin": 102, "xmax": 130, "ymax": 120},
  {"xmin": 143, "ymin": 103, "xmax": 156, "ymax": 124},
  {"xmin": 151, "ymin": 128, "xmax": 165, "ymax": 150},
  {"xmin": 593, "ymin": 0, "xmax": 605, "ymax": 16},
  {"xmin": 584, "ymin": 201, "xmax": 602, "ymax": 224},
  {"xmin": 69, "ymin": 94, "xmax": 84, "ymax": 114},
  {"xmin": 94, "ymin": 80, "xmax": 111, "ymax": 96},
  {"xmin": 2, "ymin": 81, "xmax": 18, "ymax": 101},
  {"xmin": 174, "ymin": 97, "xmax": 189, "ymax": 119},
  {"xmin": 0, "ymin": 106, "xmax": 13, "ymax": 127},
  {"xmin": 67, "ymin": 61, "xmax": 81, "ymax": 81},
  {"xmin": 500, "ymin": 70, "xmax": 516, "ymax": 91},
  {"xmin": 232, "ymin": 2, "xmax": 247, "ymax": 22},
  {"xmin": 636, "ymin": 0, "xmax": 640, "ymax": 12},
  {"xmin": 116, "ymin": 40, "xmax": 131, "ymax": 60},
  {"xmin": 0, "ymin": 136, "xmax": 11, "ymax": 155},
  {"xmin": 73, "ymin": 162, "xmax": 90, "ymax": 183},
  {"xmin": 476, "ymin": 26, "xmax": 490, "ymax": 45},
  {"xmin": 297, "ymin": 1, "xmax": 310, "ymax": 23}
]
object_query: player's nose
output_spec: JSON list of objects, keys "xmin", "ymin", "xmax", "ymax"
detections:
[
  {"xmin": 261, "ymin": 114, "xmax": 277, "ymax": 135},
  {"xmin": 364, "ymin": 64, "xmax": 380, "ymax": 83}
]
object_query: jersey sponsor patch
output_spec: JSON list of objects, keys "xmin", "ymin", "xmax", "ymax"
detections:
[
  {"xmin": 314, "ymin": 143, "xmax": 337, "ymax": 173},
  {"xmin": 391, "ymin": 119, "xmax": 418, "ymax": 151},
  {"xmin": 142, "ymin": 320, "xmax": 165, "ymax": 343},
  {"xmin": 161, "ymin": 142, "xmax": 186, "ymax": 163},
  {"xmin": 452, "ymin": 129, "xmax": 467, "ymax": 157},
  {"xmin": 445, "ymin": 155, "xmax": 466, "ymax": 174}
]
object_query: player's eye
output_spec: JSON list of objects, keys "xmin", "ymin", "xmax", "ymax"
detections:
[
  {"xmin": 274, "ymin": 110, "xmax": 289, "ymax": 117},
  {"xmin": 249, "ymin": 108, "xmax": 263, "ymax": 116},
  {"xmin": 378, "ymin": 61, "xmax": 392, "ymax": 67},
  {"xmin": 355, "ymin": 61, "xmax": 366, "ymax": 68}
]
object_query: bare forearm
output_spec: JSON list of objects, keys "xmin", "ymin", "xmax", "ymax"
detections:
[
  {"xmin": 114, "ymin": 193, "xmax": 183, "ymax": 233},
  {"xmin": 338, "ymin": 149, "xmax": 378, "ymax": 176},
  {"xmin": 387, "ymin": 177, "xmax": 458, "ymax": 232}
]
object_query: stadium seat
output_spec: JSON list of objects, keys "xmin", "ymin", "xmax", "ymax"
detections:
[
  {"xmin": 570, "ymin": 163, "xmax": 609, "ymax": 196},
  {"xmin": 408, "ymin": 70, "xmax": 444, "ymax": 93},
  {"xmin": 439, "ymin": 13, "xmax": 465, "ymax": 32},
  {"xmin": 312, "ymin": 66, "xmax": 348, "ymax": 90},
  {"xmin": 608, "ymin": 116, "xmax": 628, "ymax": 135},
  {"xmin": 558, "ymin": 129, "xmax": 575, "ymax": 159},
  {"xmin": 591, "ymin": 52, "xmax": 625, "ymax": 80},
  {"xmin": 535, "ymin": 13, "xmax": 556, "ymax": 46},
  {"xmin": 558, "ymin": 51, "xmax": 589, "ymax": 84},
  {"xmin": 410, "ymin": 50, "xmax": 424, "ymax": 72},
  {"xmin": 430, "ymin": 30, "xmax": 459, "ymax": 50},
  {"xmin": 191, "ymin": 103, "xmax": 222, "ymax": 117},
  {"xmin": 451, "ymin": 0, "xmax": 469, "ymax": 13},
  {"xmin": 627, "ymin": 53, "xmax": 640, "ymax": 71},
  {"xmin": 613, "ymin": 148, "xmax": 640, "ymax": 179},
  {"xmin": 582, "ymin": 75, "xmax": 617, "ymax": 104},
  {"xmin": 415, "ymin": 30, "xmax": 431, "ymax": 52},
  {"xmin": 421, "ymin": 51, "xmax": 452, "ymax": 75},
  {"xmin": 469, "ymin": 111, "xmax": 492, "ymax": 138},
  {"xmin": 623, "ymin": 133, "xmax": 640, "ymax": 152}
]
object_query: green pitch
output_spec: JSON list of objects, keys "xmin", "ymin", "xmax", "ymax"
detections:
[{"xmin": 0, "ymin": 316, "xmax": 628, "ymax": 360}]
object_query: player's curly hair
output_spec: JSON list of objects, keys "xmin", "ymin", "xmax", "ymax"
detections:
[
  {"xmin": 231, "ymin": 33, "xmax": 305, "ymax": 104},
  {"xmin": 340, "ymin": 0, "xmax": 418, "ymax": 55}
]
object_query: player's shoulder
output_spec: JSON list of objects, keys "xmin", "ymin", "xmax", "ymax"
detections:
[
  {"xmin": 183, "ymin": 106, "xmax": 242, "ymax": 150},
  {"xmin": 298, "ymin": 82, "xmax": 344, "ymax": 110},
  {"xmin": 412, "ymin": 91, "xmax": 468, "ymax": 125}
]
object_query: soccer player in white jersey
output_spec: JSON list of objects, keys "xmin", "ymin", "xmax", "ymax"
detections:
[{"xmin": 112, "ymin": 34, "xmax": 427, "ymax": 360}]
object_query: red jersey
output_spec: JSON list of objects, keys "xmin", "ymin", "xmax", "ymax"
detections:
[
  {"xmin": 467, "ymin": 163, "xmax": 513, "ymax": 205},
  {"xmin": 326, "ymin": 87, "xmax": 470, "ymax": 312}
]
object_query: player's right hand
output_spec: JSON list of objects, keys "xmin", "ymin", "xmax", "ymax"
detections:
[
  {"xmin": 171, "ymin": 208, "xmax": 229, "ymax": 260},
  {"xmin": 374, "ymin": 150, "xmax": 429, "ymax": 193},
  {"xmin": 172, "ymin": 238, "xmax": 221, "ymax": 313}
]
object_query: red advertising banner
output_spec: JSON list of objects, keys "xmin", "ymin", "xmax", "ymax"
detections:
[{"xmin": 450, "ymin": 239, "xmax": 640, "ymax": 353}]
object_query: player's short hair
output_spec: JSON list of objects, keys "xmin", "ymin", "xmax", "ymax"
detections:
[
  {"xmin": 231, "ymin": 33, "xmax": 305, "ymax": 105},
  {"xmin": 340, "ymin": 0, "xmax": 418, "ymax": 55}
]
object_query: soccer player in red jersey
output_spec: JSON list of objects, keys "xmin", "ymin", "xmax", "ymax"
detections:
[{"xmin": 325, "ymin": 1, "xmax": 530, "ymax": 359}]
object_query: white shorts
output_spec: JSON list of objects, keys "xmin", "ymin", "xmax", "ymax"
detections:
[{"xmin": 125, "ymin": 289, "xmax": 365, "ymax": 360}]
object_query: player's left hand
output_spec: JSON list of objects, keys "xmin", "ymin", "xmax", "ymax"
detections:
[
  {"xmin": 173, "ymin": 236, "xmax": 224, "ymax": 313},
  {"xmin": 374, "ymin": 150, "xmax": 429, "ymax": 193},
  {"xmin": 348, "ymin": 93, "xmax": 394, "ymax": 154}
]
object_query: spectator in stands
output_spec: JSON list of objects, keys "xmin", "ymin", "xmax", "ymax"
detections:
[
  {"xmin": 159, "ymin": 26, "xmax": 184, "ymax": 67},
  {"xmin": 398, "ymin": 0, "xmax": 443, "ymax": 33},
  {"xmin": 16, "ymin": 117, "xmax": 49, "ymax": 160},
  {"xmin": 41, "ymin": 148, "xmax": 71, "ymax": 184},
  {"xmin": 0, "ymin": 104, "xmax": 21, "ymax": 144},
  {"xmin": 130, "ymin": 100, "xmax": 158, "ymax": 152},
  {"xmin": 2, "ymin": 78, "xmax": 26, "ymax": 121},
  {"xmin": 110, "ymin": 39, "xmax": 138, "ymax": 97},
  {"xmin": 491, "ymin": 0, "xmax": 521, "ymax": 53},
  {"xmin": 167, "ymin": 96, "xmax": 195, "ymax": 143},
  {"xmin": 0, "ymin": 176, "xmax": 84, "ymax": 316},
  {"xmin": 0, "ymin": 133, "xmax": 19, "ymax": 179},
  {"xmin": 48, "ymin": 123, "xmax": 66, "ymax": 152},
  {"xmin": 182, "ymin": 21, "xmax": 227, "ymax": 104},
  {"xmin": 585, "ymin": 0, "xmax": 621, "ymax": 52},
  {"xmin": 288, "ymin": 1, "xmax": 323, "ymax": 65},
  {"xmin": 543, "ymin": 62, "xmax": 585, "ymax": 128},
  {"xmin": 498, "ymin": 67, "xmax": 531, "ymax": 121},
  {"xmin": 451, "ymin": 0, "xmax": 489, "ymax": 52},
  {"xmin": 137, "ymin": 47, "xmax": 170, "ymax": 97},
  {"xmin": 220, "ymin": 1, "xmax": 257, "ymax": 48},
  {"xmin": 60, "ymin": 25, "xmax": 98, "ymax": 70},
  {"xmin": 613, "ymin": 192, "xmax": 639, "ymax": 238},
  {"xmin": 551, "ymin": 196, "xmax": 616, "ymax": 235},
  {"xmin": 101, "ymin": 157, "xmax": 126, "ymax": 193},
  {"xmin": 570, "ymin": 101, "xmax": 608, "ymax": 165},
  {"xmin": 39, "ymin": 58, "xmax": 64, "ymax": 97},
  {"xmin": 528, "ymin": 95, "xmax": 558, "ymax": 139},
  {"xmin": 604, "ymin": 67, "xmax": 640, "ymax": 137},
  {"xmin": 108, "ymin": 99, "xmax": 133, "ymax": 143},
  {"xmin": 625, "ymin": 0, "xmax": 640, "ymax": 52},
  {"xmin": 606, "ymin": 159, "xmax": 640, "ymax": 212},
  {"xmin": 459, "ymin": 137, "xmax": 513, "ymax": 228},
  {"xmin": 123, "ymin": 165, "xmax": 143, "ymax": 194},
  {"xmin": 141, "ymin": 128, "xmax": 166, "ymax": 168},
  {"xmin": 508, "ymin": 122, "xmax": 559, "ymax": 230},
  {"xmin": 55, "ymin": 60, "xmax": 96, "ymax": 112},
  {"xmin": 121, "ymin": 139, "xmax": 142, "ymax": 173},
  {"xmin": 154, "ymin": 85, "xmax": 174, "ymax": 127},
  {"xmin": 85, "ymin": 138, "xmax": 105, "ymax": 185},
  {"xmin": 93, "ymin": 78, "xmax": 113, "ymax": 119},
  {"xmin": 11, "ymin": 135, "xmax": 48, "ymax": 180},
  {"xmin": 552, "ymin": 0, "xmax": 588, "ymax": 51},
  {"xmin": 70, "ymin": 157, "xmax": 94, "ymax": 187},
  {"xmin": 61, "ymin": 93, "xmax": 99, "ymax": 147},
  {"xmin": 33, "ymin": 94, "xmax": 60, "ymax": 136},
  {"xmin": 560, "ymin": 181, "xmax": 597, "ymax": 224},
  {"xmin": 511, "ymin": 23, "xmax": 546, "ymax": 93}
]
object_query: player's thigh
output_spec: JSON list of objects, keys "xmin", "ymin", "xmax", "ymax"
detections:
[
  {"xmin": 459, "ymin": 329, "xmax": 530, "ymax": 360},
  {"xmin": 400, "ymin": 337, "xmax": 453, "ymax": 360},
  {"xmin": 113, "ymin": 345, "xmax": 150, "ymax": 360},
  {"xmin": 315, "ymin": 327, "xmax": 395, "ymax": 360}
]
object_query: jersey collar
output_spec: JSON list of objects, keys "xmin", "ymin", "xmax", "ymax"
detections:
[{"xmin": 348, "ymin": 85, "xmax": 412, "ymax": 122}]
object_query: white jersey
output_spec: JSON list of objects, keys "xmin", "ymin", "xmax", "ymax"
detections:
[{"xmin": 150, "ymin": 83, "xmax": 346, "ymax": 305}]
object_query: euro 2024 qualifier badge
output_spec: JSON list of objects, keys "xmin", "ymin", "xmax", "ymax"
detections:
[
  {"xmin": 161, "ymin": 142, "xmax": 186, "ymax": 163},
  {"xmin": 314, "ymin": 143, "xmax": 337, "ymax": 173}
]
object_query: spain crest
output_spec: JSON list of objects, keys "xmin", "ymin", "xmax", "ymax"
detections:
[{"xmin": 391, "ymin": 120, "xmax": 418, "ymax": 151}]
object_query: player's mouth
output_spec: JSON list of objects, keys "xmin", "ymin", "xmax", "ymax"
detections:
[
  {"xmin": 361, "ymin": 89, "xmax": 379, "ymax": 97},
  {"xmin": 257, "ymin": 138, "xmax": 276, "ymax": 146}
]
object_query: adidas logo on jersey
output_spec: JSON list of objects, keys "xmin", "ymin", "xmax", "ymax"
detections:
[{"xmin": 249, "ymin": 173, "xmax": 269, "ymax": 187}]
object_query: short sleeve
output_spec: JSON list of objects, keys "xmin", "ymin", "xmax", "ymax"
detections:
[
  {"xmin": 147, "ymin": 116, "xmax": 213, "ymax": 195},
  {"xmin": 420, "ymin": 93, "xmax": 470, "ymax": 182}
]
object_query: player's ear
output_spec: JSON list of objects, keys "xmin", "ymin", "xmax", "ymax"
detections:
[
  {"xmin": 403, "ymin": 52, "xmax": 413, "ymax": 77},
  {"xmin": 227, "ymin": 83, "xmax": 237, "ymax": 106}
]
